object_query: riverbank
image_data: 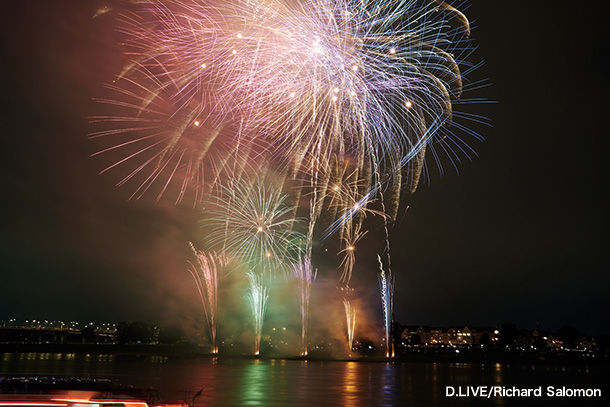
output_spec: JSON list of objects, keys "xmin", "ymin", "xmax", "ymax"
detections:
[{"xmin": 1, "ymin": 343, "xmax": 608, "ymax": 366}]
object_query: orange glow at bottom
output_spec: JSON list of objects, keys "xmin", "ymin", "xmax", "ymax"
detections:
[{"xmin": 0, "ymin": 404, "xmax": 68, "ymax": 406}]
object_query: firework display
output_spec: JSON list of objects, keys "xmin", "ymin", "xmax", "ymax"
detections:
[
  {"xmin": 205, "ymin": 177, "xmax": 305, "ymax": 275},
  {"xmin": 247, "ymin": 272, "xmax": 270, "ymax": 355},
  {"xmin": 292, "ymin": 257, "xmax": 317, "ymax": 356},
  {"xmin": 94, "ymin": 0, "xmax": 482, "ymax": 356},
  {"xmin": 343, "ymin": 298, "xmax": 357, "ymax": 357},
  {"xmin": 187, "ymin": 244, "xmax": 225, "ymax": 353},
  {"xmin": 377, "ymin": 254, "xmax": 394, "ymax": 358}
]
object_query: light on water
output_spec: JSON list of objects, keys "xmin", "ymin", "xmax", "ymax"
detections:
[{"xmin": 2, "ymin": 354, "xmax": 607, "ymax": 406}]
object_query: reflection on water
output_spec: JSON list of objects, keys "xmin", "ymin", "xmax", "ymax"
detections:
[
  {"xmin": 1, "ymin": 353, "xmax": 608, "ymax": 406},
  {"xmin": 241, "ymin": 359, "xmax": 268, "ymax": 406},
  {"xmin": 430, "ymin": 362, "xmax": 439, "ymax": 406},
  {"xmin": 342, "ymin": 362, "xmax": 358, "ymax": 407},
  {"xmin": 493, "ymin": 363, "xmax": 506, "ymax": 407}
]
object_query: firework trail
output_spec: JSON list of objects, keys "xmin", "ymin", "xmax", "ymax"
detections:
[
  {"xmin": 377, "ymin": 254, "xmax": 394, "ymax": 358},
  {"xmin": 292, "ymin": 257, "xmax": 317, "ymax": 356},
  {"xmin": 205, "ymin": 177, "xmax": 305, "ymax": 276},
  {"xmin": 247, "ymin": 272, "xmax": 270, "ymax": 355},
  {"xmin": 343, "ymin": 298, "xmax": 357, "ymax": 357},
  {"xmin": 187, "ymin": 243, "xmax": 225, "ymax": 353},
  {"xmin": 324, "ymin": 165, "xmax": 384, "ymax": 283}
]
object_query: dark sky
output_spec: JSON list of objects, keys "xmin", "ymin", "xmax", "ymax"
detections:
[{"xmin": 0, "ymin": 1, "xmax": 608, "ymax": 335}]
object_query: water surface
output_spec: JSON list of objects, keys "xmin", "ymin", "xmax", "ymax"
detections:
[{"xmin": 1, "ymin": 353, "xmax": 607, "ymax": 406}]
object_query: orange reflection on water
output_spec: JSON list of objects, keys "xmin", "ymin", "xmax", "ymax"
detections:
[{"xmin": 342, "ymin": 362, "xmax": 361, "ymax": 407}]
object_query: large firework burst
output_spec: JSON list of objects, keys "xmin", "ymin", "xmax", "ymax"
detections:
[
  {"xmin": 92, "ymin": 0, "xmax": 480, "ymax": 210},
  {"xmin": 205, "ymin": 177, "xmax": 305, "ymax": 275}
]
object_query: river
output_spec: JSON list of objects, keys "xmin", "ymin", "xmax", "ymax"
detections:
[{"xmin": 1, "ymin": 353, "xmax": 608, "ymax": 406}]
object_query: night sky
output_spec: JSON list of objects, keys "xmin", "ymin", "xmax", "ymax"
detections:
[{"xmin": 1, "ymin": 1, "xmax": 608, "ymax": 336}]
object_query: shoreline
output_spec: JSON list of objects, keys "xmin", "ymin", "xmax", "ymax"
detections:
[{"xmin": 1, "ymin": 343, "xmax": 608, "ymax": 366}]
